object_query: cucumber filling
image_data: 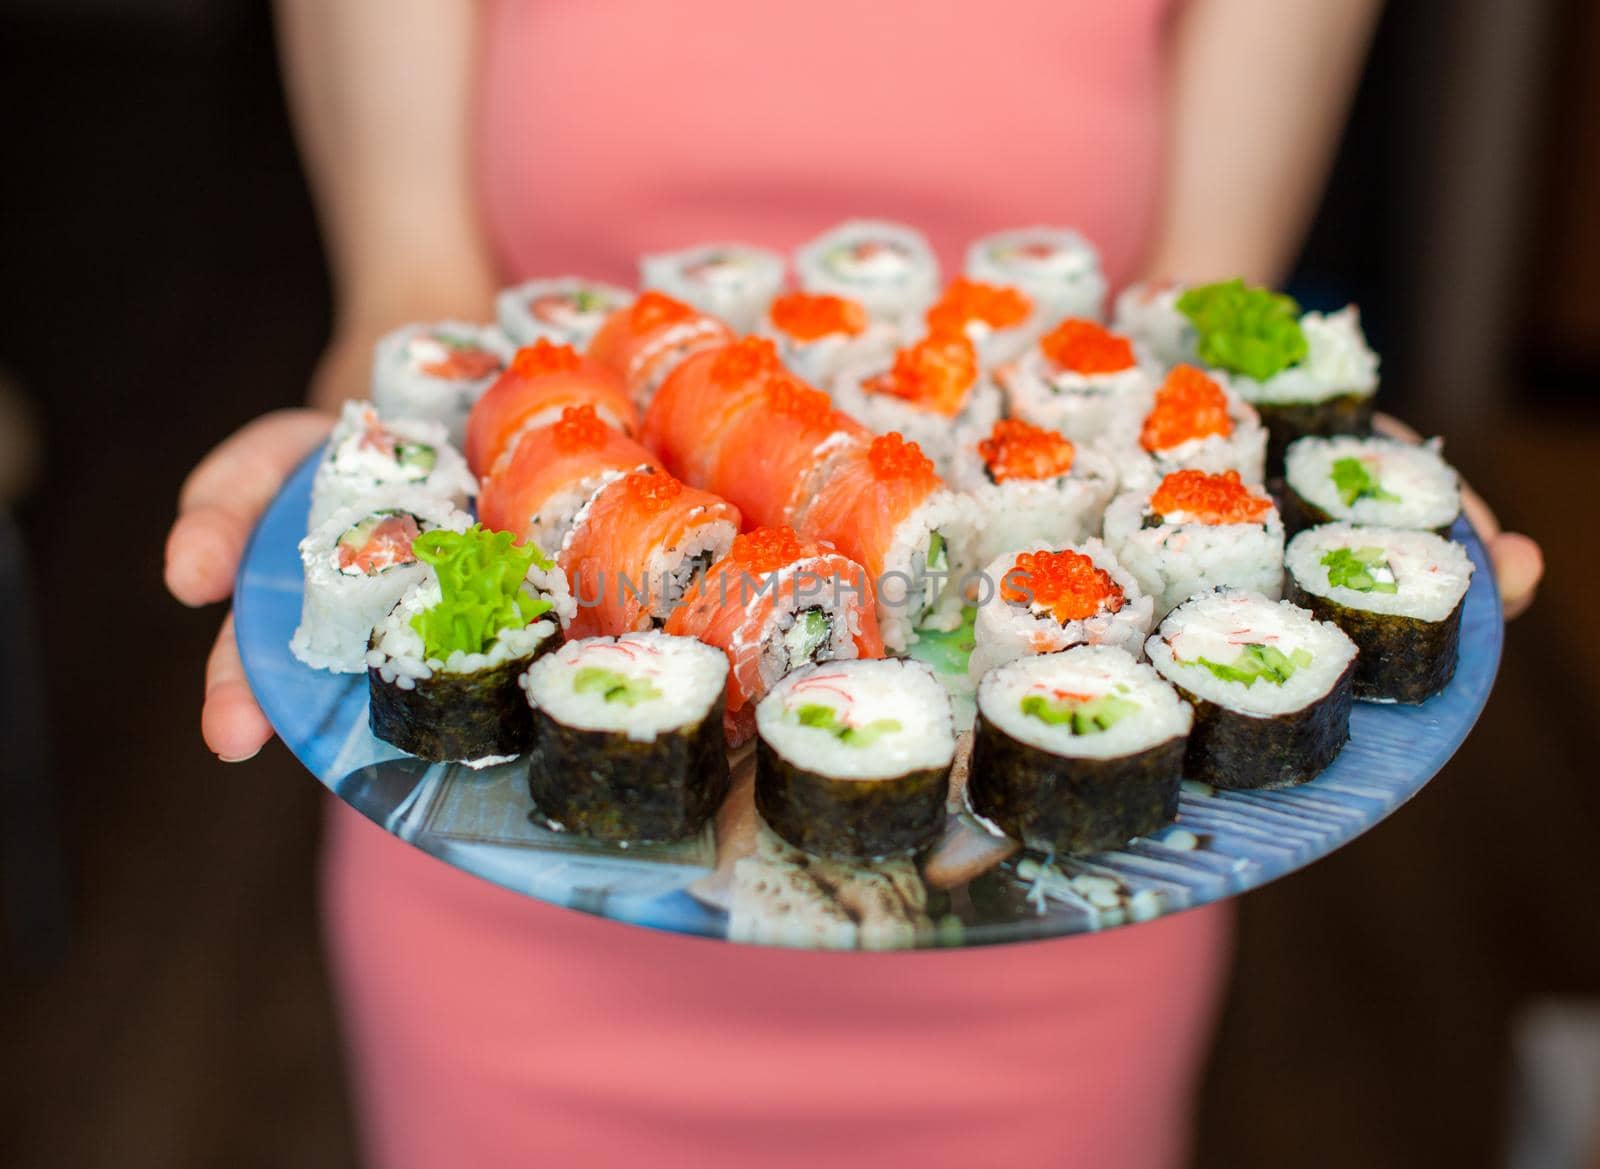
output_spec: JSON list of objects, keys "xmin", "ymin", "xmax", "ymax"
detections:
[
  {"xmin": 782, "ymin": 607, "xmax": 833, "ymax": 670},
  {"xmin": 789, "ymin": 703, "xmax": 902, "ymax": 748},
  {"xmin": 1321, "ymin": 546, "xmax": 1398, "ymax": 593},
  {"xmin": 1329, "ymin": 456, "xmax": 1400, "ymax": 507},
  {"xmin": 572, "ymin": 666, "xmax": 663, "ymax": 707},
  {"xmin": 1184, "ymin": 642, "xmax": 1312, "ymax": 688},
  {"xmin": 1019, "ymin": 692, "xmax": 1139, "ymax": 735}
]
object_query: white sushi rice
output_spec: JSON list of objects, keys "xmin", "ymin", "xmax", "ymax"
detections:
[
  {"xmin": 370, "ymin": 320, "xmax": 513, "ymax": 449},
  {"xmin": 830, "ymin": 358, "xmax": 1003, "ymax": 481},
  {"xmin": 979, "ymin": 645, "xmax": 1192, "ymax": 761},
  {"xmin": 1284, "ymin": 434, "xmax": 1461, "ymax": 530},
  {"xmin": 1111, "ymin": 282, "xmax": 1195, "ymax": 368},
  {"xmin": 1146, "ymin": 588, "xmax": 1357, "ymax": 717},
  {"xmin": 520, "ymin": 631, "xmax": 728, "ymax": 743},
  {"xmin": 950, "ymin": 442, "xmax": 1118, "ymax": 568},
  {"xmin": 728, "ymin": 557, "xmax": 876, "ymax": 699},
  {"xmin": 968, "ymin": 539, "xmax": 1155, "ymax": 682},
  {"xmin": 795, "ymin": 220, "xmax": 940, "ymax": 325},
  {"xmin": 876, "ymin": 489, "xmax": 980, "ymax": 653},
  {"xmin": 495, "ymin": 277, "xmax": 634, "ymax": 350},
  {"xmin": 290, "ymin": 493, "xmax": 472, "ymax": 673},
  {"xmin": 964, "ymin": 227, "xmax": 1108, "ymax": 325},
  {"xmin": 1102, "ymin": 485, "xmax": 1286, "ymax": 617},
  {"xmin": 756, "ymin": 659, "xmax": 955, "ymax": 781},
  {"xmin": 641, "ymin": 242, "xmax": 786, "ymax": 334},
  {"xmin": 1228, "ymin": 308, "xmax": 1379, "ymax": 407},
  {"xmin": 308, "ymin": 401, "xmax": 476, "ymax": 531},
  {"xmin": 758, "ymin": 312, "xmax": 902, "ymax": 387},
  {"xmin": 366, "ymin": 573, "xmax": 563, "ymax": 690},
  {"xmin": 1094, "ymin": 372, "xmax": 1268, "ymax": 492},
  {"xmin": 996, "ymin": 345, "xmax": 1158, "ymax": 446},
  {"xmin": 1286, "ymin": 523, "xmax": 1473, "ymax": 622}
]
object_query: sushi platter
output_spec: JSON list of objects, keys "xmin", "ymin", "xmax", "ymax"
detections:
[{"xmin": 236, "ymin": 221, "xmax": 1504, "ymax": 950}]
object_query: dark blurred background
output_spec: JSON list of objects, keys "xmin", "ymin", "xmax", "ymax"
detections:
[{"xmin": 2, "ymin": 1, "xmax": 1597, "ymax": 1167}]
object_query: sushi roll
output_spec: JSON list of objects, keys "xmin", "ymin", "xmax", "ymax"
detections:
[
  {"xmin": 968, "ymin": 542, "xmax": 1154, "ymax": 682},
  {"xmin": 370, "ymin": 321, "xmax": 512, "ymax": 448},
  {"xmin": 794, "ymin": 219, "xmax": 940, "ymax": 325},
  {"xmin": 964, "ymin": 227, "xmax": 1108, "ymax": 325},
  {"xmin": 1146, "ymin": 588, "xmax": 1357, "ymax": 789},
  {"xmin": 1282, "ymin": 434, "xmax": 1461, "ymax": 535},
  {"xmin": 754, "ymin": 659, "xmax": 954, "ymax": 863},
  {"xmin": 1102, "ymin": 469, "xmax": 1285, "ymax": 617},
  {"xmin": 477, "ymin": 405, "xmax": 662, "ymax": 556},
  {"xmin": 1285, "ymin": 523, "xmax": 1473, "ymax": 703},
  {"xmin": 758, "ymin": 291, "xmax": 900, "ymax": 387},
  {"xmin": 830, "ymin": 330, "xmax": 1001, "ymax": 478},
  {"xmin": 951, "ymin": 418, "xmax": 1117, "ymax": 568},
  {"xmin": 1097, "ymin": 364, "xmax": 1267, "ymax": 491},
  {"xmin": 968, "ymin": 646, "xmax": 1191, "ymax": 854},
  {"xmin": 307, "ymin": 401, "xmax": 475, "ymax": 531},
  {"xmin": 495, "ymin": 276, "xmax": 634, "ymax": 351},
  {"xmin": 463, "ymin": 339, "xmax": 636, "ymax": 478},
  {"xmin": 559, "ymin": 469, "xmax": 741, "ymax": 639},
  {"xmin": 664, "ymin": 526, "xmax": 884, "ymax": 745},
  {"xmin": 925, "ymin": 277, "xmax": 1040, "ymax": 368},
  {"xmin": 586, "ymin": 291, "xmax": 734, "ymax": 410},
  {"xmin": 366, "ymin": 525, "xmax": 570, "ymax": 763},
  {"xmin": 1111, "ymin": 280, "xmax": 1195, "ymax": 368},
  {"xmin": 290, "ymin": 492, "xmax": 470, "ymax": 673},
  {"xmin": 640, "ymin": 242, "xmax": 786, "ymax": 334},
  {"xmin": 996, "ymin": 317, "xmax": 1156, "ymax": 445},
  {"xmin": 520, "ymin": 632, "xmax": 731, "ymax": 843},
  {"xmin": 795, "ymin": 433, "xmax": 978, "ymax": 653}
]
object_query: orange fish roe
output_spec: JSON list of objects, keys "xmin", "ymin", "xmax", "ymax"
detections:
[
  {"xmin": 730, "ymin": 526, "xmax": 807, "ymax": 575},
  {"xmin": 977, "ymin": 418, "xmax": 1076, "ymax": 483},
  {"xmin": 1039, "ymin": 318, "xmax": 1135, "ymax": 375},
  {"xmin": 1149, "ymin": 469, "xmax": 1272, "ymax": 525},
  {"xmin": 628, "ymin": 290, "xmax": 698, "ymax": 333},
  {"xmin": 551, "ymin": 404, "xmax": 610, "ymax": 452},
  {"xmin": 764, "ymin": 375, "xmax": 834, "ymax": 424},
  {"xmin": 709, "ymin": 337, "xmax": 783, "ymax": 388},
  {"xmin": 1139, "ymin": 364, "xmax": 1233, "ymax": 452},
  {"xmin": 769, "ymin": 292, "xmax": 868, "ymax": 342},
  {"xmin": 624, "ymin": 470, "xmax": 684, "ymax": 511},
  {"xmin": 867, "ymin": 432, "xmax": 936, "ymax": 481},
  {"xmin": 1002, "ymin": 549, "xmax": 1125, "ymax": 623},
  {"xmin": 864, "ymin": 330, "xmax": 978, "ymax": 416},
  {"xmin": 926, "ymin": 278, "xmax": 1033, "ymax": 333},
  {"xmin": 508, "ymin": 338, "xmax": 582, "ymax": 379}
]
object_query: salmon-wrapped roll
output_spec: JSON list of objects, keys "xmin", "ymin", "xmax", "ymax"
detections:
[
  {"xmin": 665, "ymin": 526, "xmax": 884, "ymax": 745},
  {"xmin": 560, "ymin": 469, "xmax": 741, "ymax": 639},
  {"xmin": 641, "ymin": 338, "xmax": 788, "ymax": 486},
  {"xmin": 586, "ymin": 291, "xmax": 734, "ymax": 410},
  {"xmin": 464, "ymin": 339, "xmax": 635, "ymax": 478},
  {"xmin": 477, "ymin": 406, "xmax": 661, "ymax": 556},
  {"xmin": 795, "ymin": 433, "xmax": 977, "ymax": 652}
]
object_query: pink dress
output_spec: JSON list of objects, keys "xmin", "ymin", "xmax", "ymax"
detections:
[{"xmin": 326, "ymin": 3, "xmax": 1232, "ymax": 1166}]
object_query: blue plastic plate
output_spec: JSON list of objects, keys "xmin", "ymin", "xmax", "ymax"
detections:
[{"xmin": 236, "ymin": 452, "xmax": 1503, "ymax": 950}]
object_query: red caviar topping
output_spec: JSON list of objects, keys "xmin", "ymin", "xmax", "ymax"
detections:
[
  {"xmin": 1002, "ymin": 549, "xmax": 1125, "ymax": 624},
  {"xmin": 628, "ymin": 291, "xmax": 698, "ymax": 333},
  {"xmin": 624, "ymin": 470, "xmax": 684, "ymax": 511},
  {"xmin": 709, "ymin": 337, "xmax": 783, "ymax": 388},
  {"xmin": 509, "ymin": 338, "xmax": 582, "ymax": 380},
  {"xmin": 1039, "ymin": 318, "xmax": 1135, "ymax": 375},
  {"xmin": 864, "ymin": 331, "xmax": 978, "ymax": 416},
  {"xmin": 1149, "ymin": 469, "xmax": 1271, "ymax": 525},
  {"xmin": 867, "ymin": 432, "xmax": 936, "ymax": 481},
  {"xmin": 730, "ymin": 526, "xmax": 807, "ymax": 574},
  {"xmin": 764, "ymin": 375, "xmax": 834, "ymax": 424},
  {"xmin": 769, "ymin": 292, "xmax": 868, "ymax": 341},
  {"xmin": 977, "ymin": 418, "xmax": 1076, "ymax": 483},
  {"xmin": 1140, "ymin": 365, "xmax": 1233, "ymax": 452},
  {"xmin": 551, "ymin": 404, "xmax": 610, "ymax": 452},
  {"xmin": 926, "ymin": 278, "xmax": 1033, "ymax": 333}
]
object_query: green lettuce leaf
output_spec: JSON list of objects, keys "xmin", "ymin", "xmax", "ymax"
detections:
[
  {"xmin": 1176, "ymin": 279, "xmax": 1308, "ymax": 381},
  {"xmin": 409, "ymin": 525, "xmax": 554, "ymax": 659}
]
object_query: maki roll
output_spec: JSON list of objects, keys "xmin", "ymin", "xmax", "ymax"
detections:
[
  {"xmin": 640, "ymin": 242, "xmax": 786, "ymax": 334},
  {"xmin": 1283, "ymin": 434, "xmax": 1461, "ymax": 535},
  {"xmin": 758, "ymin": 291, "xmax": 900, "ymax": 387},
  {"xmin": 1286, "ymin": 523, "xmax": 1474, "ymax": 703},
  {"xmin": 290, "ymin": 492, "xmax": 470, "ymax": 673},
  {"xmin": 477, "ymin": 405, "xmax": 661, "ymax": 556},
  {"xmin": 308, "ymin": 401, "xmax": 475, "ymax": 531},
  {"xmin": 754, "ymin": 659, "xmax": 954, "ymax": 863},
  {"xmin": 495, "ymin": 276, "xmax": 634, "ymax": 351},
  {"xmin": 964, "ymin": 227, "xmax": 1107, "ymax": 325},
  {"xmin": 925, "ymin": 277, "xmax": 1039, "ymax": 368},
  {"xmin": 463, "ymin": 339, "xmax": 635, "ymax": 478},
  {"xmin": 968, "ymin": 646, "xmax": 1191, "ymax": 854},
  {"xmin": 1111, "ymin": 280, "xmax": 1195, "ymax": 368},
  {"xmin": 586, "ymin": 291, "xmax": 734, "ymax": 409},
  {"xmin": 1098, "ymin": 364, "xmax": 1267, "ymax": 491},
  {"xmin": 520, "ymin": 632, "xmax": 731, "ymax": 843},
  {"xmin": 664, "ymin": 526, "xmax": 884, "ymax": 745},
  {"xmin": 1147, "ymin": 588, "xmax": 1357, "ymax": 789},
  {"xmin": 367, "ymin": 525, "xmax": 569, "ymax": 764},
  {"xmin": 370, "ymin": 321, "xmax": 512, "ymax": 448},
  {"xmin": 968, "ymin": 542, "xmax": 1154, "ymax": 682},
  {"xmin": 996, "ymin": 318, "xmax": 1155, "ymax": 445},
  {"xmin": 795, "ymin": 219, "xmax": 940, "ymax": 325},
  {"xmin": 1102, "ymin": 469, "xmax": 1285, "ymax": 617},
  {"xmin": 951, "ymin": 418, "xmax": 1117, "ymax": 568}
]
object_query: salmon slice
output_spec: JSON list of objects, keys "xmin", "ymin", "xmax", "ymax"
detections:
[
  {"xmin": 587, "ymin": 291, "xmax": 733, "ymax": 408},
  {"xmin": 465, "ymin": 339, "xmax": 635, "ymax": 477},
  {"xmin": 794, "ymin": 432, "xmax": 944, "ymax": 583}
]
